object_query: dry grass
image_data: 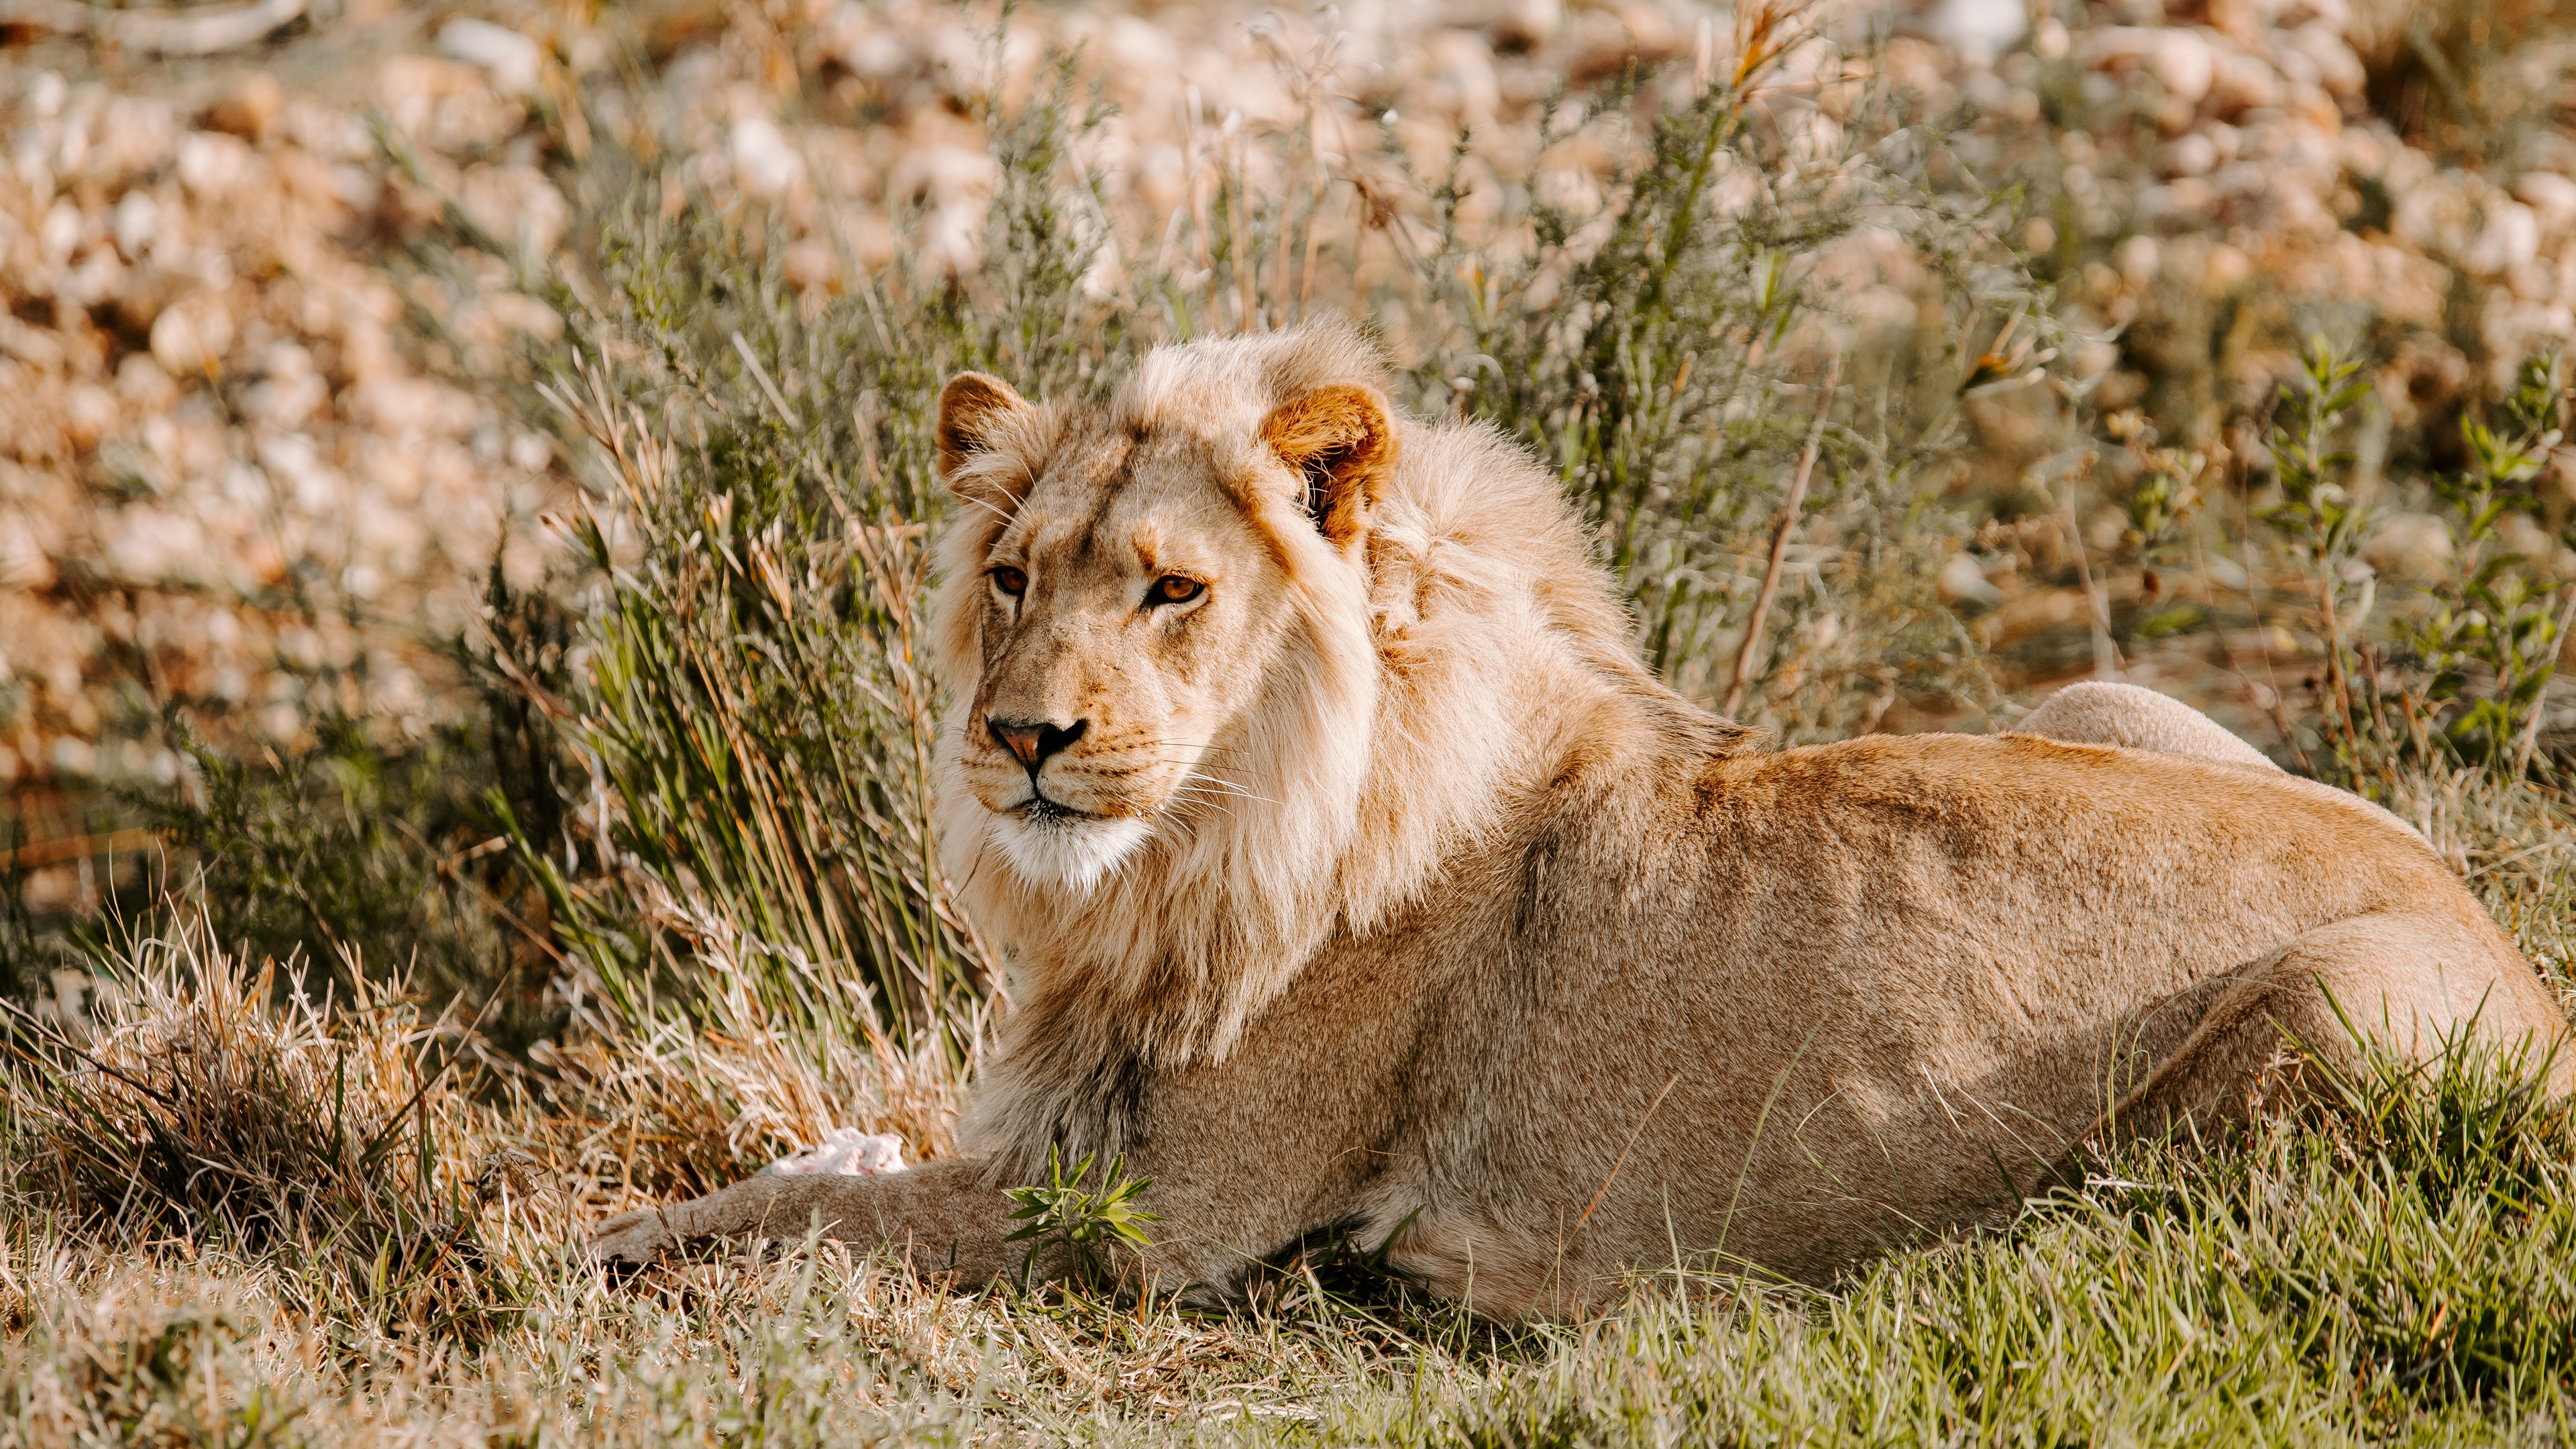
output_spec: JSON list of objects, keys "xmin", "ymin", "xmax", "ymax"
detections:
[
  {"xmin": 6, "ymin": 797, "xmax": 2576, "ymax": 1446},
  {"xmin": 0, "ymin": 914, "xmax": 1500, "ymax": 1444}
]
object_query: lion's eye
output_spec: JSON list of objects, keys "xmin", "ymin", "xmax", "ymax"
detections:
[
  {"xmin": 991, "ymin": 566, "xmax": 1028, "ymax": 598},
  {"xmin": 1150, "ymin": 575, "xmax": 1205, "ymax": 606}
]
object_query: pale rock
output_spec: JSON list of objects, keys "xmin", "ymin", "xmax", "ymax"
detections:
[
  {"xmin": 283, "ymin": 102, "xmax": 376, "ymax": 163},
  {"xmin": 1424, "ymin": 31, "xmax": 1502, "ymax": 126},
  {"xmin": 106, "ymin": 508, "xmax": 210, "ymax": 583},
  {"xmin": 40, "ymin": 201, "xmax": 81, "ymax": 260},
  {"xmin": 2514, "ymin": 171, "xmax": 2576, "ymax": 233},
  {"xmin": 2466, "ymin": 201, "xmax": 2541, "ymax": 277},
  {"xmin": 88, "ymin": 97, "xmax": 176, "ymax": 182},
  {"xmin": 203, "ymin": 74, "xmax": 282, "ymax": 144},
  {"xmin": 2114, "ymin": 233, "xmax": 2160, "ymax": 286},
  {"xmin": 2337, "ymin": 128, "xmax": 2387, "ymax": 173},
  {"xmin": 0, "ymin": 515, "xmax": 56, "ymax": 590},
  {"xmin": 378, "ymin": 56, "xmax": 525, "ymax": 154},
  {"xmin": 922, "ymin": 199, "xmax": 985, "ymax": 274},
  {"xmin": 2286, "ymin": 21, "xmax": 2365, "ymax": 97},
  {"xmin": 1929, "ymin": 0, "xmax": 2027, "ymax": 63},
  {"xmin": 1939, "ymin": 553, "xmax": 2005, "ymax": 610},
  {"xmin": 2363, "ymin": 513, "xmax": 2452, "ymax": 583},
  {"xmin": 58, "ymin": 248, "xmax": 125, "ymax": 308},
  {"xmin": 2160, "ymin": 132, "xmax": 2217, "ymax": 177},
  {"xmin": 784, "ymin": 239, "xmax": 837, "ymax": 292},
  {"xmin": 2392, "ymin": 179, "xmax": 2465, "ymax": 254},
  {"xmin": 506, "ymin": 433, "xmax": 551, "ymax": 472},
  {"xmin": 458, "ymin": 164, "xmax": 571, "ymax": 258},
  {"xmin": 219, "ymin": 461, "xmax": 272, "ymax": 513},
  {"xmin": 243, "ymin": 345, "xmax": 328, "ymax": 430},
  {"xmin": 110, "ymin": 191, "xmax": 158, "ymax": 260},
  {"xmin": 2206, "ymin": 48, "xmax": 2281, "ymax": 114},
  {"xmin": 62, "ymin": 386, "xmax": 117, "ymax": 450},
  {"xmin": 115, "ymin": 354, "xmax": 176, "ymax": 411},
  {"xmin": 486, "ymin": 292, "xmax": 564, "ymax": 341},
  {"xmin": 257, "ymin": 433, "xmax": 345, "ymax": 514},
  {"xmin": 887, "ymin": 142, "xmax": 998, "ymax": 207},
  {"xmin": 0, "ymin": 319, "xmax": 65, "ymax": 370},
  {"xmin": 1102, "ymin": 13, "xmax": 1181, "ymax": 75},
  {"xmin": 352, "ymin": 376, "xmax": 476, "ymax": 438},
  {"xmin": 729, "ymin": 113, "xmax": 806, "ymax": 199},
  {"xmin": 1849, "ymin": 285, "xmax": 1920, "ymax": 328},
  {"xmin": 438, "ymin": 19, "xmax": 545, "ymax": 95},
  {"xmin": 330, "ymin": 164, "xmax": 382, "ymax": 212},
  {"xmin": 25, "ymin": 71, "xmax": 66, "ymax": 120},
  {"xmin": 150, "ymin": 296, "xmax": 233, "ymax": 373},
  {"xmin": 2210, "ymin": 160, "xmax": 2270, "ymax": 198},
  {"xmin": 2151, "ymin": 30, "xmax": 2216, "ymax": 105},
  {"xmin": 830, "ymin": 21, "xmax": 910, "ymax": 80},
  {"xmin": 176, "ymin": 131, "xmax": 253, "ymax": 198}
]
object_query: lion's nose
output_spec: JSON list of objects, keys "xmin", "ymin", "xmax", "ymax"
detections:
[{"xmin": 987, "ymin": 716, "xmax": 1087, "ymax": 774}]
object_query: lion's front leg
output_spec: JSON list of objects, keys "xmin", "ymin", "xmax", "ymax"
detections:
[{"xmin": 591, "ymin": 1159, "xmax": 1015, "ymax": 1281}]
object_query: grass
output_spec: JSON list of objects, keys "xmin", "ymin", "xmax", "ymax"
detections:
[
  {"xmin": 11, "ymin": 2, "xmax": 2576, "ymax": 1443},
  {"xmin": 5, "ymin": 859, "xmax": 2576, "ymax": 1444}
]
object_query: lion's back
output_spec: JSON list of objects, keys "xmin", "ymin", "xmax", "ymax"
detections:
[{"xmin": 1499, "ymin": 727, "xmax": 2485, "ymax": 1134}]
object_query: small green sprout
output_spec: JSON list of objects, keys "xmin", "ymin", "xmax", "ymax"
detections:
[{"xmin": 1002, "ymin": 1146, "xmax": 1161, "ymax": 1291}]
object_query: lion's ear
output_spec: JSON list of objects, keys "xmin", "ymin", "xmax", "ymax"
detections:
[
  {"xmin": 937, "ymin": 372, "xmax": 1038, "ymax": 498},
  {"xmin": 1259, "ymin": 384, "xmax": 1397, "ymax": 548}
]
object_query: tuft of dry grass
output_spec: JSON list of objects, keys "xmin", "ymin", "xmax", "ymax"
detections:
[{"xmin": 0, "ymin": 916, "xmax": 540, "ymax": 1341}]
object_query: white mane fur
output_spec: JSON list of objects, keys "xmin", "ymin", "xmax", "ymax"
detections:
[{"xmin": 926, "ymin": 325, "xmax": 1717, "ymax": 1163}]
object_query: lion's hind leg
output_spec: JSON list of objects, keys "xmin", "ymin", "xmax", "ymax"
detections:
[
  {"xmin": 2099, "ymin": 908, "xmax": 2571, "ymax": 1143},
  {"xmin": 2016, "ymin": 681, "xmax": 2279, "ymax": 771}
]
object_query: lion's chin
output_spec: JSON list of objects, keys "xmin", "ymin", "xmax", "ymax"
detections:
[{"xmin": 988, "ymin": 808, "xmax": 1152, "ymax": 898}]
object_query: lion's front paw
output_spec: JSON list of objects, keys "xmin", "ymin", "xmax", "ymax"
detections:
[{"xmin": 590, "ymin": 1208, "xmax": 678, "ymax": 1268}]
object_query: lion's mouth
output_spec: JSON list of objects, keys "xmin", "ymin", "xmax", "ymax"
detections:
[
  {"xmin": 987, "ymin": 790, "xmax": 1153, "ymax": 895},
  {"xmin": 1017, "ymin": 794, "xmax": 1094, "ymax": 823}
]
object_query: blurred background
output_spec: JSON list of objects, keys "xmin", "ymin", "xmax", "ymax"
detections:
[{"xmin": 4, "ymin": 0, "xmax": 2575, "ymax": 1027}]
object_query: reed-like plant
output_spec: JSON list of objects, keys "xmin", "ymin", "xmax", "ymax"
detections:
[
  {"xmin": 492, "ymin": 15, "xmax": 2057, "ymax": 1148},
  {"xmin": 1394, "ymin": 5, "xmax": 2068, "ymax": 728},
  {"xmin": 2406, "ymin": 352, "xmax": 2570, "ymax": 772}
]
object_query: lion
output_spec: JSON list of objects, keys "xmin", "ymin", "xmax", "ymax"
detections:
[{"xmin": 592, "ymin": 322, "xmax": 2572, "ymax": 1316}]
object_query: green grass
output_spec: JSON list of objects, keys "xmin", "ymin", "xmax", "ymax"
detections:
[{"xmin": 6, "ymin": 888, "xmax": 2576, "ymax": 1444}]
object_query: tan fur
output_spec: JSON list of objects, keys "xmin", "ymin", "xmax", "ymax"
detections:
[
  {"xmin": 2018, "ymin": 681, "xmax": 2280, "ymax": 771},
  {"xmin": 595, "ymin": 323, "xmax": 2573, "ymax": 1316},
  {"xmin": 2015, "ymin": 682, "xmax": 2434, "ymax": 847}
]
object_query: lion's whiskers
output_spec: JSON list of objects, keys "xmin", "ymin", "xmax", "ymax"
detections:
[{"xmin": 1175, "ymin": 776, "xmax": 1279, "ymax": 807}]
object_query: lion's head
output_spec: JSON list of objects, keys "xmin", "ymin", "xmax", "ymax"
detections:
[
  {"xmin": 928, "ymin": 323, "xmax": 1678, "ymax": 1078},
  {"xmin": 931, "ymin": 330, "xmax": 1391, "ymax": 900}
]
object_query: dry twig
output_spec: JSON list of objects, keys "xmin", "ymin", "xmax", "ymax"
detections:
[{"xmin": 1722, "ymin": 354, "xmax": 1841, "ymax": 719}]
